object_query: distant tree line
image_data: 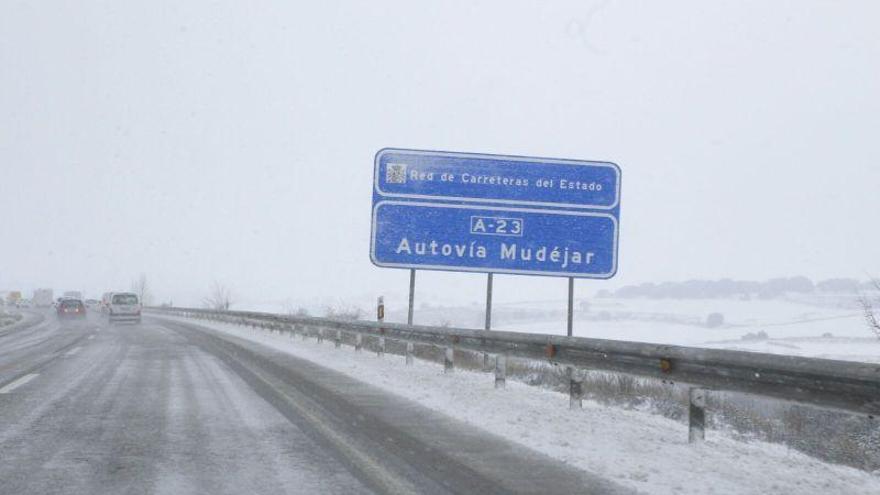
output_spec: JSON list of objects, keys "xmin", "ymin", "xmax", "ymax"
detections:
[{"xmin": 598, "ymin": 277, "xmax": 873, "ymax": 300}]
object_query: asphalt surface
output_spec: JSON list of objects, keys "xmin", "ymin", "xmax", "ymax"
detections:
[{"xmin": 0, "ymin": 309, "xmax": 632, "ymax": 495}]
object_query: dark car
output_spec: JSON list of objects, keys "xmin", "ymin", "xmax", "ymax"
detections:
[{"xmin": 57, "ymin": 298, "xmax": 86, "ymax": 319}]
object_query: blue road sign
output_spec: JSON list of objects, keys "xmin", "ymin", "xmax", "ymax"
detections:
[
  {"xmin": 370, "ymin": 149, "xmax": 620, "ymax": 279},
  {"xmin": 375, "ymin": 148, "xmax": 620, "ymax": 210}
]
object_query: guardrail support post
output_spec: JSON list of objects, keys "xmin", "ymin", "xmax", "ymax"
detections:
[
  {"xmin": 568, "ymin": 366, "xmax": 583, "ymax": 409},
  {"xmin": 335, "ymin": 330, "xmax": 342, "ymax": 348},
  {"xmin": 355, "ymin": 333, "xmax": 363, "ymax": 352},
  {"xmin": 689, "ymin": 388, "xmax": 707, "ymax": 444},
  {"xmin": 405, "ymin": 342, "xmax": 414, "ymax": 365},
  {"xmin": 495, "ymin": 354, "xmax": 507, "ymax": 389},
  {"xmin": 444, "ymin": 346, "xmax": 454, "ymax": 373}
]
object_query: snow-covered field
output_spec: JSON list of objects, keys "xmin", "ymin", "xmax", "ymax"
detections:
[
  {"xmin": 497, "ymin": 297, "xmax": 880, "ymax": 363},
  {"xmin": 157, "ymin": 314, "xmax": 880, "ymax": 495}
]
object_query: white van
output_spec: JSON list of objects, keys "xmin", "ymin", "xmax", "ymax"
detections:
[{"xmin": 108, "ymin": 292, "xmax": 141, "ymax": 324}]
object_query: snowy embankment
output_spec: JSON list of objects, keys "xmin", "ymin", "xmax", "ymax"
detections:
[{"xmin": 156, "ymin": 314, "xmax": 880, "ymax": 495}]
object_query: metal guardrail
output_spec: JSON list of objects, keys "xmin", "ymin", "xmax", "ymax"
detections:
[{"xmin": 147, "ymin": 306, "xmax": 880, "ymax": 442}]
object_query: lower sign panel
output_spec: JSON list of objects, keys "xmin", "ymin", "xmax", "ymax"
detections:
[{"xmin": 371, "ymin": 201, "xmax": 618, "ymax": 278}]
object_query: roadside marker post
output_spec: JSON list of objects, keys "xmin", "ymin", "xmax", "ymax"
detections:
[
  {"xmin": 377, "ymin": 296, "xmax": 385, "ymax": 321},
  {"xmin": 377, "ymin": 296, "xmax": 385, "ymax": 357}
]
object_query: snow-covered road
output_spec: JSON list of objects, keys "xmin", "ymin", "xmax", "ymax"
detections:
[
  {"xmin": 0, "ymin": 311, "xmax": 625, "ymax": 494},
  {"xmin": 154, "ymin": 313, "xmax": 880, "ymax": 495}
]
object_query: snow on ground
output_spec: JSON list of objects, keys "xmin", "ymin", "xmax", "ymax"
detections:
[
  {"xmin": 478, "ymin": 297, "xmax": 880, "ymax": 364},
  {"xmin": 157, "ymin": 314, "xmax": 880, "ymax": 495},
  {"xmin": 700, "ymin": 336, "xmax": 880, "ymax": 364}
]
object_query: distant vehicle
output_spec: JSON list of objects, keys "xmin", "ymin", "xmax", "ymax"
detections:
[
  {"xmin": 84, "ymin": 299, "xmax": 100, "ymax": 308},
  {"xmin": 101, "ymin": 292, "xmax": 113, "ymax": 313},
  {"xmin": 17, "ymin": 299, "xmax": 33, "ymax": 308},
  {"xmin": 108, "ymin": 292, "xmax": 141, "ymax": 324},
  {"xmin": 63, "ymin": 291, "xmax": 83, "ymax": 300},
  {"xmin": 56, "ymin": 299, "xmax": 86, "ymax": 319},
  {"xmin": 33, "ymin": 288, "xmax": 54, "ymax": 308},
  {"xmin": 6, "ymin": 291, "xmax": 22, "ymax": 306}
]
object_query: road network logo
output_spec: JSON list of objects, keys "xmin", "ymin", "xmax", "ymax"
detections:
[{"xmin": 386, "ymin": 163, "xmax": 407, "ymax": 184}]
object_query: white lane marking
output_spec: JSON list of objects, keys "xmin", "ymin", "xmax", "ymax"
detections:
[
  {"xmin": 88, "ymin": 335, "xmax": 96, "ymax": 340},
  {"xmin": 0, "ymin": 373, "xmax": 40, "ymax": 394},
  {"xmin": 65, "ymin": 346, "xmax": 81, "ymax": 357}
]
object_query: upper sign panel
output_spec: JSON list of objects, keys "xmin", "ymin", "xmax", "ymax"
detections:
[{"xmin": 374, "ymin": 148, "xmax": 620, "ymax": 210}]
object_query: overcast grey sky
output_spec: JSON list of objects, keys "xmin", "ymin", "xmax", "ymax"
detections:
[{"xmin": 1, "ymin": 1, "xmax": 878, "ymax": 310}]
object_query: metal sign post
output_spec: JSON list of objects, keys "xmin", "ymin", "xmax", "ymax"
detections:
[
  {"xmin": 483, "ymin": 272, "xmax": 493, "ymax": 370},
  {"xmin": 407, "ymin": 269, "xmax": 416, "ymax": 326},
  {"xmin": 567, "ymin": 277, "xmax": 574, "ymax": 337},
  {"xmin": 484, "ymin": 273, "xmax": 493, "ymax": 330}
]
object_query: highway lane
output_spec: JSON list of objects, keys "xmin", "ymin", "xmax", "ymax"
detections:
[
  {"xmin": 0, "ymin": 310, "xmax": 630, "ymax": 495},
  {"xmin": 0, "ymin": 310, "xmax": 94, "ymax": 387}
]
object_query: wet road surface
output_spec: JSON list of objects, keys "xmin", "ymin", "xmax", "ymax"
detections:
[{"xmin": 0, "ymin": 310, "xmax": 630, "ymax": 495}]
